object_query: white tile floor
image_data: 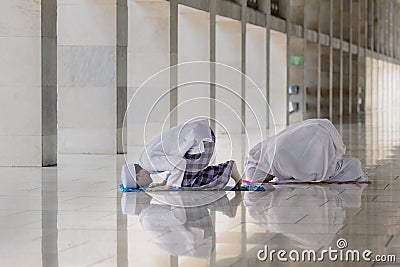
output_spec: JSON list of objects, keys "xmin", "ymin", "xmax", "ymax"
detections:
[{"xmin": 1, "ymin": 112, "xmax": 400, "ymax": 266}]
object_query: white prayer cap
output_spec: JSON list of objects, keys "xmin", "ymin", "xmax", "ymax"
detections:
[{"xmin": 121, "ymin": 163, "xmax": 138, "ymax": 189}]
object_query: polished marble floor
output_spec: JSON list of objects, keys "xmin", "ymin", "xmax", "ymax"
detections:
[{"xmin": 1, "ymin": 112, "xmax": 400, "ymax": 267}]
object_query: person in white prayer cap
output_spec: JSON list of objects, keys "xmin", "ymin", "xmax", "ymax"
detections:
[
  {"xmin": 245, "ymin": 119, "xmax": 368, "ymax": 184},
  {"xmin": 121, "ymin": 119, "xmax": 242, "ymax": 190}
]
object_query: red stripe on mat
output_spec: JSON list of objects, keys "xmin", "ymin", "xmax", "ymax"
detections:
[{"xmin": 242, "ymin": 179, "xmax": 372, "ymax": 185}]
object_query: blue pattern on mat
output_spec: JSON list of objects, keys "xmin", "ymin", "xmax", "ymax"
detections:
[
  {"xmin": 225, "ymin": 184, "xmax": 265, "ymax": 191},
  {"xmin": 119, "ymin": 183, "xmax": 265, "ymax": 192}
]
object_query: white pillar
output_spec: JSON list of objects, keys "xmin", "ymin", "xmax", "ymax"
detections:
[
  {"xmin": 126, "ymin": 0, "xmax": 170, "ymax": 162},
  {"xmin": 246, "ymin": 24, "xmax": 267, "ymax": 133},
  {"xmin": 0, "ymin": 0, "xmax": 57, "ymax": 166},
  {"xmin": 365, "ymin": 56, "xmax": 372, "ymax": 112},
  {"xmin": 215, "ymin": 16, "xmax": 242, "ymax": 168},
  {"xmin": 177, "ymin": 5, "xmax": 210, "ymax": 125},
  {"xmin": 58, "ymin": 0, "xmax": 127, "ymax": 155},
  {"xmin": 216, "ymin": 16, "xmax": 242, "ymax": 134},
  {"xmin": 269, "ymin": 30, "xmax": 288, "ymax": 129}
]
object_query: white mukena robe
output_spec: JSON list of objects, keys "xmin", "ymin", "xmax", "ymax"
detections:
[{"xmin": 245, "ymin": 119, "xmax": 368, "ymax": 183}]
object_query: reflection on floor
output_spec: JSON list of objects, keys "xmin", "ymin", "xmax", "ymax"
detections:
[{"xmin": 1, "ymin": 112, "xmax": 400, "ymax": 267}]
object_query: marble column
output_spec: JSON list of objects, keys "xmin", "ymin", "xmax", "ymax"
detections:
[
  {"xmin": 245, "ymin": 24, "xmax": 267, "ymax": 132},
  {"xmin": 215, "ymin": 15, "xmax": 242, "ymax": 169},
  {"xmin": 0, "ymin": 0, "xmax": 57, "ymax": 166},
  {"xmin": 215, "ymin": 16, "xmax": 242, "ymax": 134},
  {"xmin": 126, "ymin": 0, "xmax": 170, "ymax": 162},
  {"xmin": 57, "ymin": 0, "xmax": 127, "ymax": 155},
  {"xmin": 177, "ymin": 5, "xmax": 210, "ymax": 125},
  {"xmin": 269, "ymin": 30, "xmax": 287, "ymax": 128}
]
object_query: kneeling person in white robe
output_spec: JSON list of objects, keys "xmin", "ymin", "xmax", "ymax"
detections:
[
  {"xmin": 245, "ymin": 119, "xmax": 368, "ymax": 183},
  {"xmin": 122, "ymin": 119, "xmax": 242, "ymax": 190}
]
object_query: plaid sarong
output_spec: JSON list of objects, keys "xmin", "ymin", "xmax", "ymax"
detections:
[{"xmin": 181, "ymin": 130, "xmax": 233, "ymax": 189}]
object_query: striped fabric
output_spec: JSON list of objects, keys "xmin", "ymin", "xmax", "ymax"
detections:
[{"xmin": 181, "ymin": 129, "xmax": 233, "ymax": 189}]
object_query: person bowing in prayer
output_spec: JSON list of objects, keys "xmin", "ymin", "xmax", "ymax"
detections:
[
  {"xmin": 245, "ymin": 119, "xmax": 368, "ymax": 184},
  {"xmin": 121, "ymin": 119, "xmax": 242, "ymax": 190}
]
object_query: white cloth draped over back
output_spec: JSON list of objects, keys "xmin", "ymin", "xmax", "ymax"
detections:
[
  {"xmin": 139, "ymin": 119, "xmax": 213, "ymax": 187},
  {"xmin": 245, "ymin": 119, "xmax": 367, "ymax": 183}
]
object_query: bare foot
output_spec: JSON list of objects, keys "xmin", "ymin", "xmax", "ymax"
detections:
[{"xmin": 263, "ymin": 174, "xmax": 275, "ymax": 183}]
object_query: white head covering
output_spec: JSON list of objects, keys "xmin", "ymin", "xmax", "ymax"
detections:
[
  {"xmin": 121, "ymin": 163, "xmax": 137, "ymax": 189},
  {"xmin": 246, "ymin": 119, "xmax": 347, "ymax": 183}
]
